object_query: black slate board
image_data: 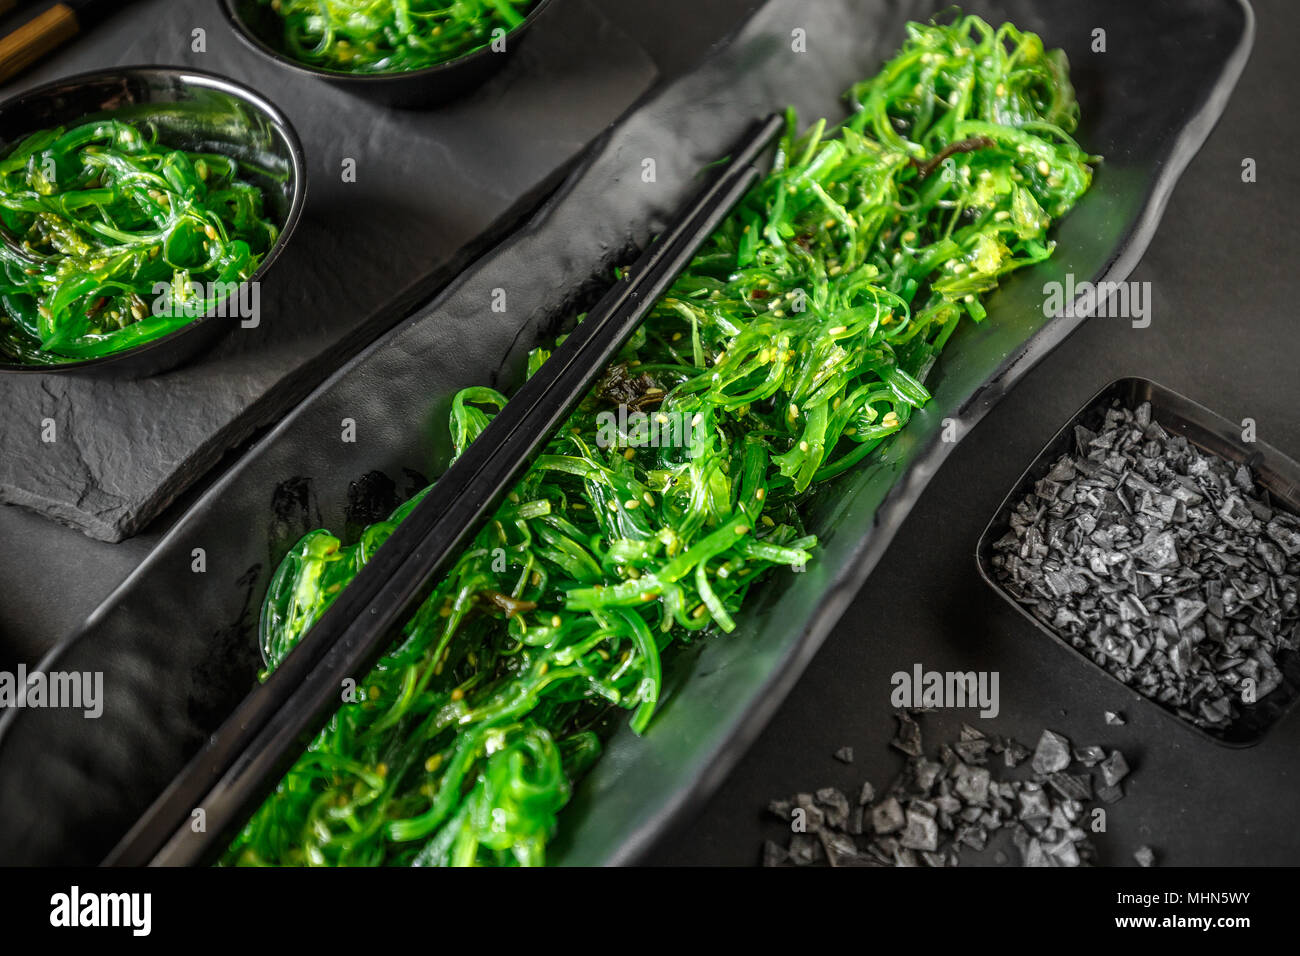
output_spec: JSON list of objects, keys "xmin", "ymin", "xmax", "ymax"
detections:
[
  {"xmin": 0, "ymin": 0, "xmax": 656, "ymax": 542},
  {"xmin": 0, "ymin": 0, "xmax": 1250, "ymax": 866}
]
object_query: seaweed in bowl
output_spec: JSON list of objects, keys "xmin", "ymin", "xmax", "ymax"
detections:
[
  {"xmin": 0, "ymin": 118, "xmax": 280, "ymax": 365},
  {"xmin": 0, "ymin": 67, "xmax": 305, "ymax": 376},
  {"xmin": 246, "ymin": 0, "xmax": 539, "ymax": 74},
  {"xmin": 223, "ymin": 15, "xmax": 1097, "ymax": 867}
]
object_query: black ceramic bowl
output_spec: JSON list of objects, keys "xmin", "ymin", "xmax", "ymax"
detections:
[
  {"xmin": 976, "ymin": 378, "xmax": 1300, "ymax": 747},
  {"xmin": 221, "ymin": 0, "xmax": 555, "ymax": 109},
  {"xmin": 0, "ymin": 66, "xmax": 306, "ymax": 378}
]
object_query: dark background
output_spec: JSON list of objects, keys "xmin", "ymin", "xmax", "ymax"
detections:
[{"xmin": 2, "ymin": 0, "xmax": 1296, "ymax": 866}]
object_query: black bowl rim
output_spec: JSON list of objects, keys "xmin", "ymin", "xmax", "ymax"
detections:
[
  {"xmin": 973, "ymin": 375, "xmax": 1300, "ymax": 749},
  {"xmin": 0, "ymin": 64, "xmax": 308, "ymax": 375},
  {"xmin": 219, "ymin": 0, "xmax": 555, "ymax": 84}
]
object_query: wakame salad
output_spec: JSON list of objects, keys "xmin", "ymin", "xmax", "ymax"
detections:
[
  {"xmin": 0, "ymin": 120, "xmax": 278, "ymax": 364},
  {"xmin": 255, "ymin": 0, "xmax": 538, "ymax": 74},
  {"xmin": 227, "ymin": 16, "xmax": 1097, "ymax": 866}
]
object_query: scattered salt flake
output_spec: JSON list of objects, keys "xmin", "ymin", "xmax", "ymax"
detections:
[{"xmin": 1031, "ymin": 729, "xmax": 1072, "ymax": 775}]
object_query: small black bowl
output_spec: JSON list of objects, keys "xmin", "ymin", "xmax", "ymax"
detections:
[
  {"xmin": 976, "ymin": 377, "xmax": 1300, "ymax": 747},
  {"xmin": 221, "ymin": 0, "xmax": 555, "ymax": 109},
  {"xmin": 0, "ymin": 66, "xmax": 307, "ymax": 378}
]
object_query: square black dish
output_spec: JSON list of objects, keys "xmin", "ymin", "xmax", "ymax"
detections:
[
  {"xmin": 976, "ymin": 377, "xmax": 1300, "ymax": 747},
  {"xmin": 0, "ymin": 0, "xmax": 1254, "ymax": 865}
]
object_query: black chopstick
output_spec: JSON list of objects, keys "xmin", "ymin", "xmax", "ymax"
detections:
[{"xmin": 105, "ymin": 112, "xmax": 785, "ymax": 867}]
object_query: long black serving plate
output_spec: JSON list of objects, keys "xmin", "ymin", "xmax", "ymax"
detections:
[{"xmin": 0, "ymin": 0, "xmax": 1253, "ymax": 865}]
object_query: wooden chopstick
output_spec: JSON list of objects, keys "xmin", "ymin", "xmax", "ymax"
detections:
[
  {"xmin": 0, "ymin": 2, "xmax": 84, "ymax": 85},
  {"xmin": 105, "ymin": 112, "xmax": 785, "ymax": 866}
]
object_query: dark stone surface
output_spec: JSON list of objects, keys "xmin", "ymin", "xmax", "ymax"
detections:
[
  {"xmin": 0, "ymin": 0, "xmax": 657, "ymax": 541},
  {"xmin": 0, "ymin": 0, "xmax": 1294, "ymax": 868},
  {"xmin": 0, "ymin": 0, "xmax": 1252, "ymax": 866}
]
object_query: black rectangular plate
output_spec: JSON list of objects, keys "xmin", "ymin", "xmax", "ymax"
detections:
[
  {"xmin": 976, "ymin": 377, "xmax": 1300, "ymax": 747},
  {"xmin": 0, "ymin": 0, "xmax": 1253, "ymax": 865}
]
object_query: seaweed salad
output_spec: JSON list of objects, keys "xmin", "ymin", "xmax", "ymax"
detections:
[
  {"xmin": 228, "ymin": 16, "xmax": 1096, "ymax": 866},
  {"xmin": 0, "ymin": 120, "xmax": 278, "ymax": 364},
  {"xmin": 255, "ymin": 0, "xmax": 538, "ymax": 74}
]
